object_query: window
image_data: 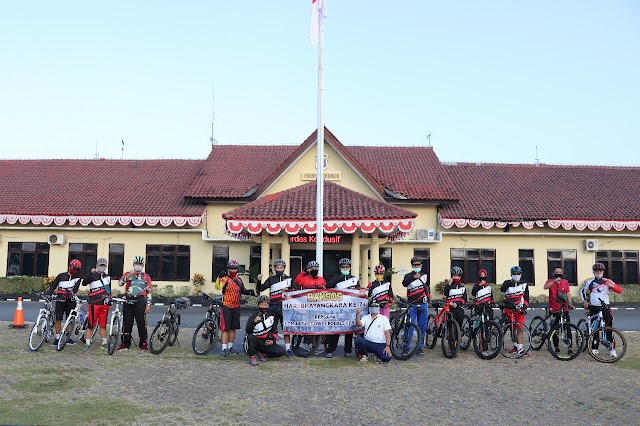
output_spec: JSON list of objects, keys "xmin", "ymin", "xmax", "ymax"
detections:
[
  {"xmin": 451, "ymin": 249, "xmax": 496, "ymax": 284},
  {"xmin": 69, "ymin": 243, "xmax": 97, "ymax": 277},
  {"xmin": 109, "ymin": 244, "xmax": 125, "ymax": 279},
  {"xmin": 547, "ymin": 250, "xmax": 577, "ymax": 285},
  {"xmin": 146, "ymin": 245, "xmax": 190, "ymax": 281},
  {"xmin": 379, "ymin": 247, "xmax": 393, "ymax": 273},
  {"xmin": 7, "ymin": 242, "xmax": 49, "ymax": 277},
  {"xmin": 519, "ymin": 249, "xmax": 535, "ymax": 285},
  {"xmin": 212, "ymin": 245, "xmax": 229, "ymax": 278},
  {"xmin": 413, "ymin": 248, "xmax": 430, "ymax": 286},
  {"xmin": 248, "ymin": 246, "xmax": 262, "ymax": 283},
  {"xmin": 596, "ymin": 251, "xmax": 639, "ymax": 284}
]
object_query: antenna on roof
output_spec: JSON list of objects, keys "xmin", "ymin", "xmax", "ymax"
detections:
[
  {"xmin": 535, "ymin": 146, "xmax": 540, "ymax": 166},
  {"xmin": 121, "ymin": 140, "xmax": 124, "ymax": 160},
  {"xmin": 94, "ymin": 140, "xmax": 99, "ymax": 160},
  {"xmin": 210, "ymin": 80, "xmax": 218, "ymax": 149},
  {"xmin": 427, "ymin": 133, "xmax": 432, "ymax": 147}
]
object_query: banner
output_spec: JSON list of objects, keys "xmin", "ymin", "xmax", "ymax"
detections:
[{"xmin": 282, "ymin": 288, "xmax": 368, "ymax": 335}]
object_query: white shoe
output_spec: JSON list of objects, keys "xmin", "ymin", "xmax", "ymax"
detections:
[
  {"xmin": 591, "ymin": 348, "xmax": 599, "ymax": 355},
  {"xmin": 359, "ymin": 355, "xmax": 368, "ymax": 364},
  {"xmin": 609, "ymin": 349, "xmax": 617, "ymax": 358}
]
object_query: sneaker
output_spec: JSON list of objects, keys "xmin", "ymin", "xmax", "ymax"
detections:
[
  {"xmin": 67, "ymin": 339, "xmax": 76, "ymax": 346},
  {"xmin": 140, "ymin": 342, "xmax": 149, "ymax": 352},
  {"xmin": 220, "ymin": 348, "xmax": 229, "ymax": 356},
  {"xmin": 117, "ymin": 343, "xmax": 129, "ymax": 352},
  {"xmin": 314, "ymin": 346, "xmax": 325, "ymax": 355},
  {"xmin": 80, "ymin": 335, "xmax": 86, "ymax": 344},
  {"xmin": 554, "ymin": 347, "xmax": 560, "ymax": 353},
  {"xmin": 249, "ymin": 356, "xmax": 259, "ymax": 366},
  {"xmin": 325, "ymin": 352, "xmax": 333, "ymax": 358},
  {"xmin": 285, "ymin": 349, "xmax": 293, "ymax": 357},
  {"xmin": 591, "ymin": 348, "xmax": 599, "ymax": 356},
  {"xmin": 51, "ymin": 339, "xmax": 60, "ymax": 347},
  {"xmin": 417, "ymin": 348, "xmax": 424, "ymax": 355},
  {"xmin": 609, "ymin": 349, "xmax": 618, "ymax": 358},
  {"xmin": 517, "ymin": 349, "xmax": 529, "ymax": 357},
  {"xmin": 82, "ymin": 344, "xmax": 91, "ymax": 352},
  {"xmin": 509, "ymin": 347, "xmax": 519, "ymax": 354},
  {"xmin": 374, "ymin": 355, "xmax": 382, "ymax": 364},
  {"xmin": 228, "ymin": 347, "xmax": 239, "ymax": 355},
  {"xmin": 359, "ymin": 355, "xmax": 369, "ymax": 364},
  {"xmin": 100, "ymin": 343, "xmax": 108, "ymax": 351},
  {"xmin": 567, "ymin": 349, "xmax": 574, "ymax": 356},
  {"xmin": 343, "ymin": 352, "xmax": 353, "ymax": 358},
  {"xmin": 259, "ymin": 353, "xmax": 268, "ymax": 362},
  {"xmin": 481, "ymin": 351, "xmax": 490, "ymax": 357}
]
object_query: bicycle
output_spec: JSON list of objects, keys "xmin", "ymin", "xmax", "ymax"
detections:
[
  {"xmin": 529, "ymin": 306, "xmax": 552, "ymax": 351},
  {"xmin": 149, "ymin": 296, "xmax": 190, "ymax": 355},
  {"xmin": 388, "ymin": 298, "xmax": 421, "ymax": 360},
  {"xmin": 497, "ymin": 300, "xmax": 532, "ymax": 359},
  {"xmin": 425, "ymin": 299, "xmax": 461, "ymax": 359},
  {"xmin": 77, "ymin": 303, "xmax": 100, "ymax": 344},
  {"xmin": 529, "ymin": 299, "xmax": 584, "ymax": 361},
  {"xmin": 57, "ymin": 295, "xmax": 87, "ymax": 351},
  {"xmin": 192, "ymin": 291, "xmax": 223, "ymax": 355},
  {"xmin": 106, "ymin": 296, "xmax": 135, "ymax": 355},
  {"xmin": 577, "ymin": 298, "xmax": 627, "ymax": 363},
  {"xmin": 469, "ymin": 302, "xmax": 503, "ymax": 360},
  {"xmin": 28, "ymin": 292, "xmax": 57, "ymax": 351},
  {"xmin": 458, "ymin": 304, "xmax": 473, "ymax": 351}
]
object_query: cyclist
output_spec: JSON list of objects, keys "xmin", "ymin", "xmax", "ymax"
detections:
[
  {"xmin": 47, "ymin": 259, "xmax": 83, "ymax": 346},
  {"xmin": 246, "ymin": 295, "xmax": 285, "ymax": 366},
  {"xmin": 217, "ymin": 260, "xmax": 256, "ymax": 356},
  {"xmin": 443, "ymin": 266, "xmax": 467, "ymax": 329},
  {"xmin": 471, "ymin": 269, "xmax": 494, "ymax": 319},
  {"xmin": 544, "ymin": 266, "xmax": 574, "ymax": 354},
  {"xmin": 81, "ymin": 258, "xmax": 112, "ymax": 352},
  {"xmin": 117, "ymin": 256, "xmax": 152, "ymax": 352},
  {"xmin": 368, "ymin": 264, "xmax": 394, "ymax": 319},
  {"xmin": 294, "ymin": 260, "xmax": 326, "ymax": 289},
  {"xmin": 580, "ymin": 262, "xmax": 623, "ymax": 357},
  {"xmin": 500, "ymin": 265, "xmax": 530, "ymax": 356},
  {"xmin": 256, "ymin": 259, "xmax": 293, "ymax": 356},
  {"xmin": 354, "ymin": 301, "xmax": 392, "ymax": 363},
  {"xmin": 401, "ymin": 256, "xmax": 430, "ymax": 355},
  {"xmin": 326, "ymin": 258, "xmax": 359, "ymax": 358}
]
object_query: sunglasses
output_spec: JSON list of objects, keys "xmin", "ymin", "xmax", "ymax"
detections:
[
  {"xmin": 71, "ymin": 267, "xmax": 81, "ymax": 270},
  {"xmin": 340, "ymin": 266, "xmax": 351, "ymax": 269},
  {"xmin": 411, "ymin": 264, "xmax": 422, "ymax": 267},
  {"xmin": 375, "ymin": 273, "xmax": 384, "ymax": 276}
]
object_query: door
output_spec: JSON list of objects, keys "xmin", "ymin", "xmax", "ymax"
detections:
[{"xmin": 290, "ymin": 256, "xmax": 303, "ymax": 278}]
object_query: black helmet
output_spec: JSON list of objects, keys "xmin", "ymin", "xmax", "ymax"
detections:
[
  {"xmin": 273, "ymin": 259, "xmax": 286, "ymax": 267},
  {"xmin": 307, "ymin": 260, "xmax": 320, "ymax": 269},
  {"xmin": 339, "ymin": 258, "xmax": 351, "ymax": 266},
  {"xmin": 257, "ymin": 295, "xmax": 270, "ymax": 305},
  {"xmin": 410, "ymin": 256, "xmax": 422, "ymax": 264}
]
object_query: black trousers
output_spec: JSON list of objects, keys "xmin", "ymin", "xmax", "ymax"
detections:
[
  {"xmin": 123, "ymin": 297, "xmax": 147, "ymax": 347},
  {"xmin": 326, "ymin": 333, "xmax": 353, "ymax": 354},
  {"xmin": 246, "ymin": 335, "xmax": 285, "ymax": 358},
  {"xmin": 451, "ymin": 306, "xmax": 465, "ymax": 329},
  {"xmin": 550, "ymin": 311, "xmax": 572, "ymax": 349}
]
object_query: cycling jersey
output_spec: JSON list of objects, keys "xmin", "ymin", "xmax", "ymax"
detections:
[
  {"xmin": 327, "ymin": 274, "xmax": 359, "ymax": 290},
  {"xmin": 220, "ymin": 275, "xmax": 252, "ymax": 308},
  {"xmin": 48, "ymin": 272, "xmax": 82, "ymax": 298},
  {"xmin": 246, "ymin": 312, "xmax": 278, "ymax": 340},
  {"xmin": 83, "ymin": 271, "xmax": 112, "ymax": 292},
  {"xmin": 444, "ymin": 283, "xmax": 467, "ymax": 305},
  {"xmin": 471, "ymin": 284, "xmax": 493, "ymax": 305},
  {"xmin": 500, "ymin": 280, "xmax": 529, "ymax": 309},
  {"xmin": 368, "ymin": 280, "xmax": 394, "ymax": 307},
  {"xmin": 580, "ymin": 278, "xmax": 620, "ymax": 306},
  {"xmin": 402, "ymin": 273, "xmax": 430, "ymax": 305},
  {"xmin": 546, "ymin": 278, "xmax": 570, "ymax": 312},
  {"xmin": 257, "ymin": 275, "xmax": 292, "ymax": 305},
  {"xmin": 294, "ymin": 271, "xmax": 326, "ymax": 289},
  {"xmin": 119, "ymin": 272, "xmax": 152, "ymax": 302}
]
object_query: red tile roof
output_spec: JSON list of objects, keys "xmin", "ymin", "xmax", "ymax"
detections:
[
  {"xmin": 0, "ymin": 159, "xmax": 206, "ymax": 217},
  {"xmin": 440, "ymin": 163, "xmax": 640, "ymax": 222},
  {"xmin": 222, "ymin": 181, "xmax": 417, "ymax": 221}
]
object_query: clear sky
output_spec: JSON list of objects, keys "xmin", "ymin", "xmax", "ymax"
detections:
[{"xmin": 1, "ymin": 1, "xmax": 638, "ymax": 165}]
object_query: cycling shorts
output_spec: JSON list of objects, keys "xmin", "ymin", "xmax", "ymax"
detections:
[
  {"xmin": 55, "ymin": 299, "xmax": 75, "ymax": 321},
  {"xmin": 89, "ymin": 303, "xmax": 109, "ymax": 328},
  {"xmin": 221, "ymin": 305, "xmax": 241, "ymax": 331},
  {"xmin": 503, "ymin": 309, "xmax": 525, "ymax": 329}
]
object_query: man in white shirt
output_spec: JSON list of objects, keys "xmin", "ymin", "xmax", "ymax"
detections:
[{"xmin": 354, "ymin": 301, "xmax": 392, "ymax": 363}]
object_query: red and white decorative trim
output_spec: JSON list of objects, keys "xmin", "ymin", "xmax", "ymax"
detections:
[
  {"xmin": 225, "ymin": 218, "xmax": 415, "ymax": 240},
  {"xmin": 0, "ymin": 212, "xmax": 206, "ymax": 228},
  {"xmin": 439, "ymin": 216, "xmax": 640, "ymax": 232}
]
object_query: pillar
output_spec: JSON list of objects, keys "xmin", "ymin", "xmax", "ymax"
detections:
[
  {"xmin": 350, "ymin": 233, "xmax": 360, "ymax": 287},
  {"xmin": 360, "ymin": 245, "xmax": 369, "ymax": 286},
  {"xmin": 260, "ymin": 234, "xmax": 270, "ymax": 291},
  {"xmin": 370, "ymin": 231, "xmax": 380, "ymax": 284},
  {"xmin": 281, "ymin": 233, "xmax": 291, "ymax": 276}
]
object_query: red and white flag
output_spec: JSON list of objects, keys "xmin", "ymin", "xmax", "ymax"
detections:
[{"xmin": 309, "ymin": 0, "xmax": 327, "ymax": 46}]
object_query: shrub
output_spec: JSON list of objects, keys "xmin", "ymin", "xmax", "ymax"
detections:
[
  {"xmin": 191, "ymin": 273, "xmax": 205, "ymax": 293},
  {"xmin": 177, "ymin": 285, "xmax": 190, "ymax": 298},
  {"xmin": 0, "ymin": 276, "xmax": 46, "ymax": 294},
  {"xmin": 434, "ymin": 280, "xmax": 448, "ymax": 295},
  {"xmin": 162, "ymin": 285, "xmax": 175, "ymax": 298}
]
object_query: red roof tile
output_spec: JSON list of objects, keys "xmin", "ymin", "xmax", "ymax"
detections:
[
  {"xmin": 222, "ymin": 181, "xmax": 417, "ymax": 221},
  {"xmin": 0, "ymin": 159, "xmax": 206, "ymax": 217},
  {"xmin": 440, "ymin": 163, "xmax": 640, "ymax": 222}
]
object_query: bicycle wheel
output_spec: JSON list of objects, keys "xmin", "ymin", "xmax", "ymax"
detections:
[
  {"xmin": 28, "ymin": 317, "xmax": 48, "ymax": 351},
  {"xmin": 459, "ymin": 315, "xmax": 472, "ymax": 350},
  {"xmin": 441, "ymin": 319, "xmax": 461, "ymax": 359},
  {"xmin": 107, "ymin": 316, "xmax": 121, "ymax": 355},
  {"xmin": 192, "ymin": 319, "xmax": 217, "ymax": 355},
  {"xmin": 529, "ymin": 316, "xmax": 547, "ymax": 351},
  {"xmin": 57, "ymin": 316, "xmax": 76, "ymax": 351},
  {"xmin": 168, "ymin": 314, "xmax": 180, "ymax": 347},
  {"xmin": 576, "ymin": 319, "xmax": 589, "ymax": 353},
  {"xmin": 500, "ymin": 322, "xmax": 531, "ymax": 359},
  {"xmin": 473, "ymin": 320, "xmax": 502, "ymax": 360},
  {"xmin": 587, "ymin": 327, "xmax": 627, "ymax": 363},
  {"xmin": 425, "ymin": 314, "xmax": 437, "ymax": 349},
  {"xmin": 390, "ymin": 322, "xmax": 421, "ymax": 360},
  {"xmin": 149, "ymin": 320, "xmax": 172, "ymax": 355},
  {"xmin": 291, "ymin": 334, "xmax": 321, "ymax": 358},
  {"xmin": 547, "ymin": 323, "xmax": 583, "ymax": 361}
]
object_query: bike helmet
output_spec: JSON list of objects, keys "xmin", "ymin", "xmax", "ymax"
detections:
[
  {"xmin": 227, "ymin": 260, "xmax": 239, "ymax": 268},
  {"xmin": 307, "ymin": 260, "xmax": 320, "ymax": 269},
  {"xmin": 410, "ymin": 256, "xmax": 422, "ymax": 264},
  {"xmin": 257, "ymin": 295, "xmax": 270, "ymax": 305},
  {"xmin": 69, "ymin": 259, "xmax": 82, "ymax": 269},
  {"xmin": 133, "ymin": 256, "xmax": 145, "ymax": 264},
  {"xmin": 374, "ymin": 264, "xmax": 386, "ymax": 274},
  {"xmin": 272, "ymin": 259, "xmax": 286, "ymax": 267},
  {"xmin": 339, "ymin": 258, "xmax": 352, "ymax": 266},
  {"xmin": 592, "ymin": 262, "xmax": 606, "ymax": 271},
  {"xmin": 510, "ymin": 265, "xmax": 523, "ymax": 274},
  {"xmin": 451, "ymin": 266, "xmax": 463, "ymax": 276}
]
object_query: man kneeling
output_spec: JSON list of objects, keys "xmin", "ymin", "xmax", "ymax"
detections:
[
  {"xmin": 246, "ymin": 295, "xmax": 285, "ymax": 366},
  {"xmin": 355, "ymin": 301, "xmax": 392, "ymax": 363}
]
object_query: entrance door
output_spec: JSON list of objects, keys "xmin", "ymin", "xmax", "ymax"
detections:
[{"xmin": 290, "ymin": 256, "xmax": 303, "ymax": 278}]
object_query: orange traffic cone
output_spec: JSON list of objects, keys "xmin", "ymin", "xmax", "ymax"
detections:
[{"xmin": 10, "ymin": 297, "xmax": 26, "ymax": 329}]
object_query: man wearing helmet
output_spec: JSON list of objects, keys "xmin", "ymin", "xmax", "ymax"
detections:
[
  {"xmin": 256, "ymin": 259, "xmax": 294, "ymax": 357},
  {"xmin": 326, "ymin": 258, "xmax": 359, "ymax": 358},
  {"xmin": 81, "ymin": 258, "xmax": 112, "ymax": 352},
  {"xmin": 354, "ymin": 301, "xmax": 392, "ymax": 363},
  {"xmin": 117, "ymin": 256, "xmax": 153, "ymax": 351},
  {"xmin": 402, "ymin": 256, "xmax": 430, "ymax": 355},
  {"xmin": 544, "ymin": 266, "xmax": 575, "ymax": 354},
  {"xmin": 246, "ymin": 295, "xmax": 285, "ymax": 366},
  {"xmin": 500, "ymin": 265, "xmax": 530, "ymax": 356},
  {"xmin": 294, "ymin": 260, "xmax": 326, "ymax": 289},
  {"xmin": 368, "ymin": 264, "xmax": 394, "ymax": 319},
  {"xmin": 580, "ymin": 263, "xmax": 623, "ymax": 357},
  {"xmin": 47, "ymin": 259, "xmax": 84, "ymax": 346},
  {"xmin": 444, "ymin": 266, "xmax": 468, "ymax": 329},
  {"xmin": 217, "ymin": 260, "xmax": 256, "ymax": 355},
  {"xmin": 471, "ymin": 269, "xmax": 493, "ymax": 319}
]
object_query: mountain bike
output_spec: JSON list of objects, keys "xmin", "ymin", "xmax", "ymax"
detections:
[
  {"xmin": 577, "ymin": 298, "xmax": 626, "ymax": 363},
  {"xmin": 425, "ymin": 300, "xmax": 461, "ymax": 359},
  {"xmin": 106, "ymin": 296, "xmax": 135, "ymax": 355},
  {"xmin": 57, "ymin": 295, "xmax": 87, "ymax": 351},
  {"xmin": 458, "ymin": 305, "xmax": 473, "ymax": 351},
  {"xmin": 28, "ymin": 292, "xmax": 57, "ymax": 351},
  {"xmin": 545, "ymin": 304, "xmax": 584, "ymax": 361},
  {"xmin": 77, "ymin": 304, "xmax": 100, "ymax": 344},
  {"xmin": 529, "ymin": 307, "xmax": 552, "ymax": 351},
  {"xmin": 388, "ymin": 298, "xmax": 421, "ymax": 360},
  {"xmin": 470, "ymin": 302, "xmax": 503, "ymax": 360},
  {"xmin": 192, "ymin": 291, "xmax": 223, "ymax": 355},
  {"xmin": 149, "ymin": 296, "xmax": 190, "ymax": 355},
  {"xmin": 497, "ymin": 301, "xmax": 532, "ymax": 359}
]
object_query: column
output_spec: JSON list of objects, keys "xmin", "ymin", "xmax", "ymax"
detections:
[
  {"xmin": 350, "ymin": 233, "xmax": 360, "ymax": 287},
  {"xmin": 370, "ymin": 231, "xmax": 380, "ymax": 284},
  {"xmin": 260, "ymin": 234, "xmax": 270, "ymax": 291},
  {"xmin": 281, "ymin": 233, "xmax": 291, "ymax": 276},
  {"xmin": 360, "ymin": 245, "xmax": 369, "ymax": 286}
]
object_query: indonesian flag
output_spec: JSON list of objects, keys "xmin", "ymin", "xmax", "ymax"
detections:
[{"xmin": 309, "ymin": 0, "xmax": 327, "ymax": 46}]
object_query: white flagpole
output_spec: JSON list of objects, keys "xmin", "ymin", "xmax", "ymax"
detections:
[{"xmin": 315, "ymin": 11, "xmax": 325, "ymax": 275}]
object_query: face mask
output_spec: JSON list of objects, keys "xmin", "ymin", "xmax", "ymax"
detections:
[
  {"xmin": 412, "ymin": 267, "xmax": 421, "ymax": 273},
  {"xmin": 341, "ymin": 270, "xmax": 350, "ymax": 276},
  {"xmin": 259, "ymin": 307, "xmax": 268, "ymax": 314},
  {"xmin": 369, "ymin": 307, "xmax": 380, "ymax": 314},
  {"xmin": 376, "ymin": 276, "xmax": 384, "ymax": 282},
  {"xmin": 98, "ymin": 266, "xmax": 107, "ymax": 273},
  {"xmin": 275, "ymin": 270, "xmax": 284, "ymax": 277},
  {"xmin": 452, "ymin": 277, "xmax": 461, "ymax": 284},
  {"xmin": 69, "ymin": 269, "xmax": 79, "ymax": 276},
  {"xmin": 511, "ymin": 275, "xmax": 521, "ymax": 282},
  {"xmin": 228, "ymin": 270, "xmax": 238, "ymax": 277},
  {"xmin": 594, "ymin": 273, "xmax": 604, "ymax": 280},
  {"xmin": 134, "ymin": 265, "xmax": 143, "ymax": 272},
  {"xmin": 310, "ymin": 270, "xmax": 319, "ymax": 277},
  {"xmin": 554, "ymin": 273, "xmax": 563, "ymax": 279},
  {"xmin": 479, "ymin": 277, "xmax": 487, "ymax": 282}
]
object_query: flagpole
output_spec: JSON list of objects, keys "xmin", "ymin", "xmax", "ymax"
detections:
[{"xmin": 315, "ymin": 12, "xmax": 325, "ymax": 275}]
